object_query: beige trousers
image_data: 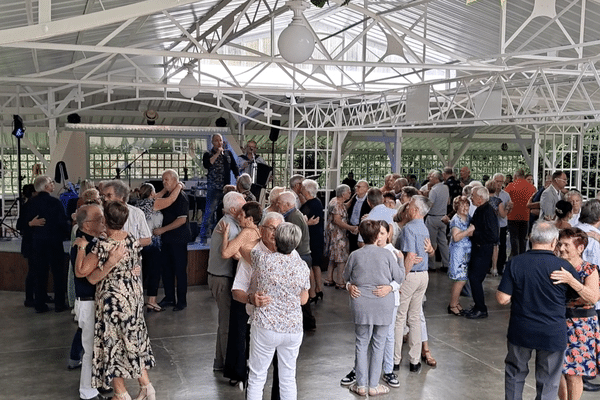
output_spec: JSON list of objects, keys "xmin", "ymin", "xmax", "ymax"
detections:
[{"xmin": 394, "ymin": 271, "xmax": 429, "ymax": 364}]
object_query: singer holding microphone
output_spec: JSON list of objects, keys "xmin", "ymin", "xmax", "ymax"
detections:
[{"xmin": 199, "ymin": 134, "xmax": 240, "ymax": 244}]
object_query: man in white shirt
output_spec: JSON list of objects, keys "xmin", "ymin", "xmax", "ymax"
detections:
[{"xmin": 101, "ymin": 180, "xmax": 151, "ymax": 247}]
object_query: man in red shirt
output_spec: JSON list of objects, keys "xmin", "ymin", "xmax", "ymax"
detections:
[{"xmin": 505, "ymin": 169, "xmax": 536, "ymax": 257}]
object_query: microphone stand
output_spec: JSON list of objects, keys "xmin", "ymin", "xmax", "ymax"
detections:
[{"xmin": 115, "ymin": 150, "xmax": 148, "ymax": 187}]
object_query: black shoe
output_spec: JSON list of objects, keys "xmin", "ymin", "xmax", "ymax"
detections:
[
  {"xmin": 440, "ymin": 266, "xmax": 449, "ymax": 273},
  {"xmin": 583, "ymin": 381, "xmax": 600, "ymax": 392},
  {"xmin": 67, "ymin": 359, "xmax": 82, "ymax": 370},
  {"xmin": 35, "ymin": 304, "xmax": 50, "ymax": 313},
  {"xmin": 45, "ymin": 295, "xmax": 54, "ymax": 303},
  {"xmin": 24, "ymin": 300, "xmax": 35, "ymax": 308},
  {"xmin": 393, "ymin": 363, "xmax": 400, "ymax": 371},
  {"xmin": 465, "ymin": 310, "xmax": 488, "ymax": 319},
  {"xmin": 409, "ymin": 362, "xmax": 422, "ymax": 373},
  {"xmin": 97, "ymin": 387, "xmax": 112, "ymax": 395},
  {"xmin": 54, "ymin": 304, "xmax": 69, "ymax": 313},
  {"xmin": 340, "ymin": 370, "xmax": 356, "ymax": 386},
  {"xmin": 173, "ymin": 305, "xmax": 186, "ymax": 311},
  {"xmin": 158, "ymin": 299, "xmax": 175, "ymax": 308}
]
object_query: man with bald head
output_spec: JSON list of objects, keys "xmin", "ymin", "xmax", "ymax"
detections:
[
  {"xmin": 200, "ymin": 133, "xmax": 240, "ymax": 243},
  {"xmin": 154, "ymin": 169, "xmax": 192, "ymax": 311},
  {"xmin": 459, "ymin": 166, "xmax": 473, "ymax": 188}
]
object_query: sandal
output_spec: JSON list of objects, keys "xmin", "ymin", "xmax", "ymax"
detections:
[
  {"xmin": 422, "ymin": 350, "xmax": 437, "ymax": 367},
  {"xmin": 146, "ymin": 303, "xmax": 163, "ymax": 312},
  {"xmin": 349, "ymin": 383, "xmax": 367, "ymax": 396},
  {"xmin": 368, "ymin": 384, "xmax": 390, "ymax": 396}
]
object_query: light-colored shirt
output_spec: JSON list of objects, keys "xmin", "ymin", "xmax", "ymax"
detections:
[
  {"xmin": 358, "ymin": 204, "xmax": 397, "ymax": 243},
  {"xmin": 250, "ymin": 248, "xmax": 310, "ymax": 334},
  {"xmin": 207, "ymin": 214, "xmax": 241, "ymax": 277},
  {"xmin": 397, "ymin": 218, "xmax": 429, "ymax": 272},
  {"xmin": 497, "ymin": 189, "xmax": 511, "ymax": 228},
  {"xmin": 569, "ymin": 212, "xmax": 580, "ymax": 227},
  {"xmin": 428, "ymin": 182, "xmax": 449, "ymax": 216},
  {"xmin": 384, "ymin": 243, "xmax": 404, "ymax": 306},
  {"xmin": 350, "ymin": 195, "xmax": 367, "ymax": 226},
  {"xmin": 124, "ymin": 204, "xmax": 151, "ymax": 241}
]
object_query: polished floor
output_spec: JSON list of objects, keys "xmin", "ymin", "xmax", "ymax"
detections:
[{"xmin": 1, "ymin": 269, "xmax": 598, "ymax": 400}]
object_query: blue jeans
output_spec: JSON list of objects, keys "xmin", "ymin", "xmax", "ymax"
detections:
[
  {"xmin": 200, "ymin": 187, "xmax": 224, "ymax": 240},
  {"xmin": 382, "ymin": 306, "xmax": 398, "ymax": 374}
]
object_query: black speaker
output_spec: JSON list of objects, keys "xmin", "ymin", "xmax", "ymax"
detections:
[
  {"xmin": 269, "ymin": 120, "xmax": 281, "ymax": 142},
  {"xmin": 67, "ymin": 113, "xmax": 81, "ymax": 123}
]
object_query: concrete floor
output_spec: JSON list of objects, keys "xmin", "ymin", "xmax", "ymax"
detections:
[{"xmin": 1, "ymin": 270, "xmax": 598, "ymax": 400}]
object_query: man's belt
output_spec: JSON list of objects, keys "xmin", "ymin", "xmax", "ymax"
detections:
[{"xmin": 566, "ymin": 308, "xmax": 597, "ymax": 318}]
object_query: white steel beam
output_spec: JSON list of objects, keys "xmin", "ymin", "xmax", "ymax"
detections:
[{"xmin": 0, "ymin": 0, "xmax": 200, "ymax": 45}]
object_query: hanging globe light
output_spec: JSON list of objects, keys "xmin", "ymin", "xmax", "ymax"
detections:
[
  {"xmin": 278, "ymin": 1, "xmax": 315, "ymax": 64},
  {"xmin": 179, "ymin": 67, "xmax": 199, "ymax": 99}
]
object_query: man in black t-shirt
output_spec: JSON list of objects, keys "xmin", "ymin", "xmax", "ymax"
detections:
[
  {"xmin": 497, "ymin": 221, "xmax": 579, "ymax": 400},
  {"xmin": 154, "ymin": 169, "xmax": 192, "ymax": 311}
]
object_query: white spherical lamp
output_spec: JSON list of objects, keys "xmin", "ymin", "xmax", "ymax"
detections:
[
  {"xmin": 278, "ymin": 1, "xmax": 314, "ymax": 64},
  {"xmin": 179, "ymin": 68, "xmax": 199, "ymax": 99}
]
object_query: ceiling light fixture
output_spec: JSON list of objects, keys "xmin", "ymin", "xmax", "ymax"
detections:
[
  {"xmin": 278, "ymin": 0, "xmax": 315, "ymax": 64},
  {"xmin": 179, "ymin": 67, "xmax": 199, "ymax": 99}
]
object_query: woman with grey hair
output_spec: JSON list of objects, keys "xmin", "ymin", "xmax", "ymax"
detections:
[
  {"xmin": 246, "ymin": 222, "xmax": 310, "ymax": 400},
  {"xmin": 325, "ymin": 184, "xmax": 358, "ymax": 289}
]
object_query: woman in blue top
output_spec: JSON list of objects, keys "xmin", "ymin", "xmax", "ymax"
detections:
[{"xmin": 448, "ymin": 196, "xmax": 474, "ymax": 316}]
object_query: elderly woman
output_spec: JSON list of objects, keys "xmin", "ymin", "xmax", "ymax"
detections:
[
  {"xmin": 264, "ymin": 186, "xmax": 285, "ymax": 214},
  {"xmin": 343, "ymin": 219, "xmax": 404, "ymax": 396},
  {"xmin": 219, "ymin": 201, "xmax": 262, "ymax": 260},
  {"xmin": 246, "ymin": 222, "xmax": 310, "ymax": 400},
  {"xmin": 566, "ymin": 190, "xmax": 583, "ymax": 226},
  {"xmin": 136, "ymin": 181, "xmax": 183, "ymax": 312},
  {"xmin": 325, "ymin": 184, "xmax": 358, "ymax": 289},
  {"xmin": 551, "ymin": 228, "xmax": 600, "ymax": 400},
  {"xmin": 74, "ymin": 201, "xmax": 156, "ymax": 400},
  {"xmin": 448, "ymin": 196, "xmax": 475, "ymax": 315}
]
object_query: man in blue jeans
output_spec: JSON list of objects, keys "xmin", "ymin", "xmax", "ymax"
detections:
[{"xmin": 199, "ymin": 134, "xmax": 239, "ymax": 243}]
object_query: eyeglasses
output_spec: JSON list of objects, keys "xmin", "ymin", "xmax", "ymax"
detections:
[{"xmin": 261, "ymin": 225, "xmax": 277, "ymax": 232}]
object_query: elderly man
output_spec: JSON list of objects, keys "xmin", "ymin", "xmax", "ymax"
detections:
[
  {"xmin": 358, "ymin": 188, "xmax": 397, "ymax": 246},
  {"xmin": 346, "ymin": 180, "xmax": 371, "ymax": 252},
  {"xmin": 237, "ymin": 140, "xmax": 266, "ymax": 176},
  {"xmin": 277, "ymin": 191, "xmax": 315, "ymax": 330},
  {"xmin": 539, "ymin": 170, "xmax": 568, "ymax": 220},
  {"xmin": 497, "ymin": 221, "xmax": 579, "ymax": 400},
  {"xmin": 71, "ymin": 205, "xmax": 123, "ymax": 400},
  {"xmin": 424, "ymin": 170, "xmax": 449, "ymax": 272},
  {"xmin": 289, "ymin": 174, "xmax": 305, "ymax": 208},
  {"xmin": 394, "ymin": 195, "xmax": 432, "ymax": 373},
  {"xmin": 24, "ymin": 175, "xmax": 71, "ymax": 313},
  {"xmin": 505, "ymin": 169, "xmax": 536, "ymax": 257},
  {"xmin": 101, "ymin": 180, "xmax": 151, "ymax": 247},
  {"xmin": 227, "ymin": 212, "xmax": 287, "ymax": 395},
  {"xmin": 392, "ymin": 178, "xmax": 408, "ymax": 200},
  {"xmin": 465, "ymin": 186, "xmax": 499, "ymax": 319},
  {"xmin": 492, "ymin": 173, "xmax": 513, "ymax": 274},
  {"xmin": 237, "ymin": 173, "xmax": 256, "ymax": 202},
  {"xmin": 207, "ymin": 191, "xmax": 246, "ymax": 372},
  {"xmin": 153, "ymin": 169, "xmax": 191, "ymax": 311},
  {"xmin": 459, "ymin": 166, "xmax": 473, "ymax": 187},
  {"xmin": 200, "ymin": 133, "xmax": 240, "ymax": 243},
  {"xmin": 299, "ymin": 179, "xmax": 325, "ymax": 300}
]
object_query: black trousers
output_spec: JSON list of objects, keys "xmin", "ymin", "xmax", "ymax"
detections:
[
  {"xmin": 141, "ymin": 244, "xmax": 162, "ymax": 297},
  {"xmin": 25, "ymin": 257, "xmax": 36, "ymax": 302},
  {"xmin": 508, "ymin": 220, "xmax": 529, "ymax": 257},
  {"xmin": 161, "ymin": 242, "xmax": 188, "ymax": 307},
  {"xmin": 348, "ymin": 231, "xmax": 359, "ymax": 253},
  {"xmin": 224, "ymin": 300, "xmax": 249, "ymax": 382},
  {"xmin": 31, "ymin": 240, "xmax": 66, "ymax": 311},
  {"xmin": 498, "ymin": 226, "xmax": 508, "ymax": 274},
  {"xmin": 468, "ymin": 243, "xmax": 494, "ymax": 313}
]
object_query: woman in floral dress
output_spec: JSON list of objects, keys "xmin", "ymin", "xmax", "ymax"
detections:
[
  {"xmin": 324, "ymin": 184, "xmax": 358, "ymax": 289},
  {"xmin": 75, "ymin": 201, "xmax": 156, "ymax": 400},
  {"xmin": 551, "ymin": 227, "xmax": 600, "ymax": 400},
  {"xmin": 447, "ymin": 196, "xmax": 474, "ymax": 316}
]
